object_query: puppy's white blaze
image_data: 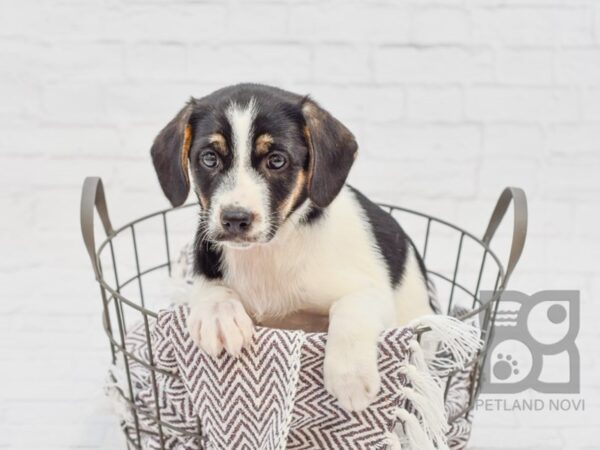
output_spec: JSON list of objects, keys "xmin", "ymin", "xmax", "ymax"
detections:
[
  {"xmin": 210, "ymin": 98, "xmax": 271, "ymax": 240},
  {"xmin": 227, "ymin": 98, "xmax": 256, "ymax": 170},
  {"xmin": 393, "ymin": 245, "xmax": 433, "ymax": 324}
]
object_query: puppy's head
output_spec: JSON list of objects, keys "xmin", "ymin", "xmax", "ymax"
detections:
[{"xmin": 151, "ymin": 84, "xmax": 357, "ymax": 248}]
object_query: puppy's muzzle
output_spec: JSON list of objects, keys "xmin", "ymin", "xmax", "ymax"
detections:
[{"xmin": 220, "ymin": 207, "xmax": 254, "ymax": 238}]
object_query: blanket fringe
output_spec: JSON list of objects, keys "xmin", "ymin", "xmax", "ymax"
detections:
[
  {"xmin": 105, "ymin": 363, "xmax": 133, "ymax": 422},
  {"xmin": 384, "ymin": 431, "xmax": 403, "ymax": 450},
  {"xmin": 396, "ymin": 409, "xmax": 437, "ymax": 450},
  {"xmin": 392, "ymin": 315, "xmax": 482, "ymax": 449},
  {"xmin": 409, "ymin": 315, "xmax": 482, "ymax": 377},
  {"xmin": 395, "ymin": 342, "xmax": 450, "ymax": 450}
]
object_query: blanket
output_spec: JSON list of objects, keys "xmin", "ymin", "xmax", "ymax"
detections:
[{"xmin": 108, "ymin": 305, "xmax": 479, "ymax": 450}]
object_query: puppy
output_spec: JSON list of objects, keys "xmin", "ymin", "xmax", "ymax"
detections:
[{"xmin": 151, "ymin": 84, "xmax": 436, "ymax": 411}]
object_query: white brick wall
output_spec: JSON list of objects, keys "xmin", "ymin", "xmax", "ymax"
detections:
[{"xmin": 1, "ymin": 0, "xmax": 599, "ymax": 448}]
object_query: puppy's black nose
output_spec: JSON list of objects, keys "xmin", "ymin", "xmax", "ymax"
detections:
[{"xmin": 220, "ymin": 208, "xmax": 253, "ymax": 235}]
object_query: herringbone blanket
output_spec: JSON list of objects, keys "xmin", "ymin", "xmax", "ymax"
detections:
[{"xmin": 108, "ymin": 304, "xmax": 477, "ymax": 450}]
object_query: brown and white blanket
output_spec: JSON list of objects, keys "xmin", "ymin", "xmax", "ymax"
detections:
[{"xmin": 108, "ymin": 304, "xmax": 479, "ymax": 450}]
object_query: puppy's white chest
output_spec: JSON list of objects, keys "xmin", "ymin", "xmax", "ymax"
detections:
[{"xmin": 222, "ymin": 244, "xmax": 309, "ymax": 320}]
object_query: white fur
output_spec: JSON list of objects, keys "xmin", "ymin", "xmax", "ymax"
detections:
[
  {"xmin": 395, "ymin": 244, "xmax": 434, "ymax": 323},
  {"xmin": 207, "ymin": 99, "xmax": 272, "ymax": 243},
  {"xmin": 186, "ymin": 185, "xmax": 434, "ymax": 411},
  {"xmin": 187, "ymin": 280, "xmax": 254, "ymax": 357}
]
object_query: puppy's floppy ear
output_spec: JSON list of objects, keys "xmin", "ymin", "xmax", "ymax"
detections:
[
  {"xmin": 151, "ymin": 99, "xmax": 196, "ymax": 207},
  {"xmin": 302, "ymin": 98, "xmax": 358, "ymax": 208}
]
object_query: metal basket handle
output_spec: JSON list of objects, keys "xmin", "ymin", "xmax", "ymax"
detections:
[
  {"xmin": 81, "ymin": 177, "xmax": 114, "ymax": 281},
  {"xmin": 482, "ymin": 187, "xmax": 528, "ymax": 287}
]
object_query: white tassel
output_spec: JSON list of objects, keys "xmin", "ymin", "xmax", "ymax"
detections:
[
  {"xmin": 408, "ymin": 340, "xmax": 430, "ymax": 373},
  {"xmin": 393, "ymin": 337, "xmax": 454, "ymax": 450},
  {"xmin": 384, "ymin": 431, "xmax": 403, "ymax": 450},
  {"xmin": 396, "ymin": 409, "xmax": 436, "ymax": 450},
  {"xmin": 400, "ymin": 345, "xmax": 451, "ymax": 450},
  {"xmin": 105, "ymin": 365, "xmax": 133, "ymax": 421},
  {"xmin": 409, "ymin": 315, "xmax": 482, "ymax": 376},
  {"xmin": 402, "ymin": 363, "xmax": 443, "ymax": 397},
  {"xmin": 399, "ymin": 387, "xmax": 448, "ymax": 443}
]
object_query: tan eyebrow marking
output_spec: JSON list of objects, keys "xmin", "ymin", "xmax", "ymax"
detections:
[
  {"xmin": 195, "ymin": 189, "xmax": 209, "ymax": 210},
  {"xmin": 255, "ymin": 133, "xmax": 274, "ymax": 156},
  {"xmin": 208, "ymin": 133, "xmax": 227, "ymax": 156}
]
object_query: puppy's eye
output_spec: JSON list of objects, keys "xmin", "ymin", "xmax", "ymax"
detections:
[
  {"xmin": 200, "ymin": 150, "xmax": 219, "ymax": 169},
  {"xmin": 266, "ymin": 152, "xmax": 287, "ymax": 170}
]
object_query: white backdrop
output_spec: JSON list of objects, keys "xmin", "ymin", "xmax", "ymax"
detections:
[{"xmin": 1, "ymin": 0, "xmax": 599, "ymax": 449}]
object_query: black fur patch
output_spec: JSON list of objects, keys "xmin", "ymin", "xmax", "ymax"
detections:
[
  {"xmin": 348, "ymin": 186, "xmax": 410, "ymax": 287},
  {"xmin": 300, "ymin": 205, "xmax": 325, "ymax": 225},
  {"xmin": 193, "ymin": 220, "xmax": 223, "ymax": 279}
]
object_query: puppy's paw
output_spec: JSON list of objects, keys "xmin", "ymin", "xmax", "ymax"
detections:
[
  {"xmin": 187, "ymin": 297, "xmax": 254, "ymax": 357},
  {"xmin": 324, "ymin": 345, "xmax": 381, "ymax": 412}
]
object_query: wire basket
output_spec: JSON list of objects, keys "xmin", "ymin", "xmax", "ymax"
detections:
[{"xmin": 81, "ymin": 177, "xmax": 527, "ymax": 449}]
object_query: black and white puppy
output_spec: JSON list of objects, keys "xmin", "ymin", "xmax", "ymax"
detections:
[{"xmin": 151, "ymin": 84, "xmax": 435, "ymax": 412}]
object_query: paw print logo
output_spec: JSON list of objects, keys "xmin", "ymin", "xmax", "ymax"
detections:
[
  {"xmin": 486, "ymin": 339, "xmax": 531, "ymax": 387},
  {"xmin": 493, "ymin": 354, "xmax": 519, "ymax": 381},
  {"xmin": 480, "ymin": 290, "xmax": 580, "ymax": 394}
]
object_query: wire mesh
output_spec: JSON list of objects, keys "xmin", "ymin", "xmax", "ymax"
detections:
[{"xmin": 88, "ymin": 199, "xmax": 511, "ymax": 449}]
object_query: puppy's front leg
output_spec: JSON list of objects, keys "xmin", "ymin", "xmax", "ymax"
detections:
[
  {"xmin": 324, "ymin": 287, "xmax": 395, "ymax": 412},
  {"xmin": 187, "ymin": 277, "xmax": 254, "ymax": 357}
]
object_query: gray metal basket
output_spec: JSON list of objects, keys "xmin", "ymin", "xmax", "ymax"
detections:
[{"xmin": 81, "ymin": 177, "xmax": 527, "ymax": 449}]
